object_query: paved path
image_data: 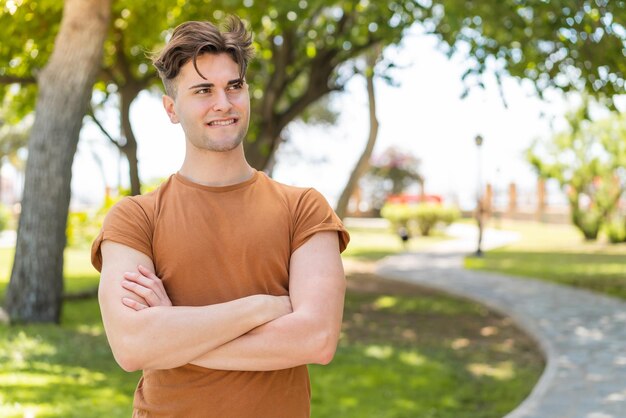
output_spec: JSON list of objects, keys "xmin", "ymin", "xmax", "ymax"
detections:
[{"xmin": 375, "ymin": 224, "xmax": 626, "ymax": 418}]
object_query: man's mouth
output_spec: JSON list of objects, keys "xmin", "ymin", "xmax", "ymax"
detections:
[{"xmin": 207, "ymin": 118, "xmax": 237, "ymax": 127}]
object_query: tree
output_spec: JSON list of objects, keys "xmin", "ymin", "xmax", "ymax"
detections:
[
  {"xmin": 3, "ymin": 1, "xmax": 625, "ymax": 187},
  {"xmin": 2, "ymin": 0, "xmax": 626, "ymax": 319},
  {"xmin": 6, "ymin": 0, "xmax": 112, "ymax": 323},
  {"xmin": 335, "ymin": 45, "xmax": 382, "ymax": 219},
  {"xmin": 370, "ymin": 147, "xmax": 424, "ymax": 196},
  {"xmin": 358, "ymin": 147, "xmax": 424, "ymax": 213},
  {"xmin": 434, "ymin": 0, "xmax": 626, "ymax": 108},
  {"xmin": 527, "ymin": 103, "xmax": 626, "ymax": 240}
]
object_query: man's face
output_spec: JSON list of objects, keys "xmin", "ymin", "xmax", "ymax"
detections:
[{"xmin": 163, "ymin": 53, "xmax": 250, "ymax": 153}]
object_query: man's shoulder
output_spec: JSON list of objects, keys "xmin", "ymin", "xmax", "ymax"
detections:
[
  {"xmin": 107, "ymin": 175, "xmax": 174, "ymax": 222},
  {"xmin": 258, "ymin": 172, "xmax": 311, "ymax": 195},
  {"xmin": 257, "ymin": 172, "xmax": 315, "ymax": 205}
]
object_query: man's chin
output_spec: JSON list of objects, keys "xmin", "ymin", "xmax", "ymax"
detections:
[{"xmin": 191, "ymin": 137, "xmax": 245, "ymax": 153}]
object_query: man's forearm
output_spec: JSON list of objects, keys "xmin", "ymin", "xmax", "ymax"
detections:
[
  {"xmin": 104, "ymin": 295, "xmax": 286, "ymax": 372},
  {"xmin": 189, "ymin": 309, "xmax": 340, "ymax": 371}
]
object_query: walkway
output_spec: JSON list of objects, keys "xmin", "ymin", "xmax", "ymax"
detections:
[{"xmin": 375, "ymin": 224, "xmax": 626, "ymax": 418}]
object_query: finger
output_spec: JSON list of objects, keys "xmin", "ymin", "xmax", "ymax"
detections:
[
  {"xmin": 124, "ymin": 272, "xmax": 168, "ymax": 303},
  {"xmin": 135, "ymin": 266, "xmax": 169, "ymax": 299},
  {"xmin": 124, "ymin": 272, "xmax": 154, "ymax": 288},
  {"xmin": 122, "ymin": 297, "xmax": 148, "ymax": 311},
  {"xmin": 124, "ymin": 271, "xmax": 161, "ymax": 292},
  {"xmin": 121, "ymin": 280, "xmax": 161, "ymax": 307},
  {"xmin": 137, "ymin": 265, "xmax": 161, "ymax": 281}
]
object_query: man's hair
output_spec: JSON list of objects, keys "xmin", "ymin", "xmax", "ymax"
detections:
[{"xmin": 151, "ymin": 16, "xmax": 254, "ymax": 97}]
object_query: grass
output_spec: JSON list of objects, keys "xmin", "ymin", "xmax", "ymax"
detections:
[
  {"xmin": 0, "ymin": 300, "xmax": 139, "ymax": 417},
  {"xmin": 0, "ymin": 225, "xmax": 545, "ymax": 417},
  {"xmin": 464, "ymin": 219, "xmax": 626, "ymax": 300},
  {"xmin": 0, "ymin": 247, "xmax": 138, "ymax": 417},
  {"xmin": 311, "ymin": 273, "xmax": 543, "ymax": 418},
  {"xmin": 0, "ymin": 248, "xmax": 100, "ymax": 301}
]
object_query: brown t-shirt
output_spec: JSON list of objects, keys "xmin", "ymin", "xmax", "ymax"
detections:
[{"xmin": 91, "ymin": 170, "xmax": 349, "ymax": 418}]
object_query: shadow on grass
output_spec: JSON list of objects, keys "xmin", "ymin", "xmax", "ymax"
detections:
[
  {"xmin": 465, "ymin": 251, "xmax": 626, "ymax": 300},
  {"xmin": 0, "ymin": 298, "xmax": 139, "ymax": 418},
  {"xmin": 309, "ymin": 273, "xmax": 544, "ymax": 418}
]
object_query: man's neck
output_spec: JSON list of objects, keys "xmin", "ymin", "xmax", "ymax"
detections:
[{"xmin": 178, "ymin": 146, "xmax": 254, "ymax": 187}]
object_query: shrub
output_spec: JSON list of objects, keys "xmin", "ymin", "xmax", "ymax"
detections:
[
  {"xmin": 413, "ymin": 203, "xmax": 460, "ymax": 236},
  {"xmin": 605, "ymin": 218, "xmax": 626, "ymax": 244},
  {"xmin": 572, "ymin": 209, "xmax": 603, "ymax": 240},
  {"xmin": 381, "ymin": 203, "xmax": 460, "ymax": 237},
  {"xmin": 66, "ymin": 194, "xmax": 124, "ymax": 248}
]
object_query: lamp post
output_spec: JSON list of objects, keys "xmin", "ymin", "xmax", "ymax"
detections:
[{"xmin": 474, "ymin": 134, "xmax": 484, "ymax": 257}]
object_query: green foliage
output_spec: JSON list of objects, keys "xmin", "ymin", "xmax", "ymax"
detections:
[
  {"xmin": 571, "ymin": 208, "xmax": 603, "ymax": 240},
  {"xmin": 381, "ymin": 203, "xmax": 460, "ymax": 237},
  {"xmin": 5, "ymin": 0, "xmax": 626, "ymax": 173},
  {"xmin": 66, "ymin": 194, "xmax": 123, "ymax": 248},
  {"xmin": 414, "ymin": 203, "xmax": 460, "ymax": 236},
  {"xmin": 0, "ymin": 0, "xmax": 62, "ymax": 118},
  {"xmin": 527, "ymin": 106, "xmax": 626, "ymax": 241},
  {"xmin": 434, "ymin": 0, "xmax": 626, "ymax": 107},
  {"xmin": 0, "ymin": 204, "xmax": 10, "ymax": 233},
  {"xmin": 605, "ymin": 219, "xmax": 626, "ymax": 244}
]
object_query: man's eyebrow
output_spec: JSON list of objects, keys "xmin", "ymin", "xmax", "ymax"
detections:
[
  {"xmin": 188, "ymin": 82, "xmax": 214, "ymax": 90},
  {"xmin": 188, "ymin": 79, "xmax": 243, "ymax": 90}
]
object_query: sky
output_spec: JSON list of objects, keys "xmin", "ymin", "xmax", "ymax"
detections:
[{"xmin": 5, "ymin": 27, "xmax": 610, "ymax": 211}]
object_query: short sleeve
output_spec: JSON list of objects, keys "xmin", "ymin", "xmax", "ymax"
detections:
[
  {"xmin": 90, "ymin": 197, "xmax": 154, "ymax": 272},
  {"xmin": 291, "ymin": 188, "xmax": 350, "ymax": 253}
]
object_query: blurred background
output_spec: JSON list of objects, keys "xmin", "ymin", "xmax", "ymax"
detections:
[{"xmin": 1, "ymin": 1, "xmax": 625, "ymax": 417}]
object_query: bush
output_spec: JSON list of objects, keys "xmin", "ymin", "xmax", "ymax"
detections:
[
  {"xmin": 381, "ymin": 203, "xmax": 460, "ymax": 237},
  {"xmin": 572, "ymin": 209, "xmax": 603, "ymax": 241},
  {"xmin": 605, "ymin": 218, "xmax": 626, "ymax": 244},
  {"xmin": 66, "ymin": 194, "xmax": 123, "ymax": 248}
]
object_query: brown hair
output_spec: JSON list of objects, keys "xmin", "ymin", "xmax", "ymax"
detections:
[{"xmin": 151, "ymin": 16, "xmax": 254, "ymax": 97}]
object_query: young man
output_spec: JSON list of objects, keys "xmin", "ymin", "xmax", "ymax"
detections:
[{"xmin": 90, "ymin": 16, "xmax": 349, "ymax": 418}]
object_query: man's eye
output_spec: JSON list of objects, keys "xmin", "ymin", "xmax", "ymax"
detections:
[
  {"xmin": 196, "ymin": 88, "xmax": 210, "ymax": 94},
  {"xmin": 228, "ymin": 83, "xmax": 243, "ymax": 91}
]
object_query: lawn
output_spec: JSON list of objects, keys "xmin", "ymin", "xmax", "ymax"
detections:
[
  {"xmin": 464, "ymin": 219, "xmax": 626, "ymax": 300},
  {"xmin": 0, "ymin": 226, "xmax": 544, "ymax": 418}
]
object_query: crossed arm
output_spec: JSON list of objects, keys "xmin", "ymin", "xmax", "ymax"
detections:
[{"xmin": 98, "ymin": 231, "xmax": 345, "ymax": 372}]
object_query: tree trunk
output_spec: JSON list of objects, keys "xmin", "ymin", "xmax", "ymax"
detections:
[
  {"xmin": 120, "ymin": 85, "xmax": 142, "ymax": 195},
  {"xmin": 335, "ymin": 47, "xmax": 381, "ymax": 219},
  {"xmin": 6, "ymin": 0, "xmax": 111, "ymax": 323},
  {"xmin": 245, "ymin": 122, "xmax": 278, "ymax": 171}
]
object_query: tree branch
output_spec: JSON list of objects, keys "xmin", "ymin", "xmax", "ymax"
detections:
[
  {"xmin": 0, "ymin": 74, "xmax": 37, "ymax": 84},
  {"xmin": 86, "ymin": 106, "xmax": 122, "ymax": 150}
]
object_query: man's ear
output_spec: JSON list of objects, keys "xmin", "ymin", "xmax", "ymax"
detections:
[{"xmin": 162, "ymin": 95, "xmax": 179, "ymax": 124}]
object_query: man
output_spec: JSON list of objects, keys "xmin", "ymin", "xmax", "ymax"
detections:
[{"xmin": 91, "ymin": 16, "xmax": 349, "ymax": 418}]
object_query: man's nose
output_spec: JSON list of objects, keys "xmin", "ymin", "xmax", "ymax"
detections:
[{"xmin": 212, "ymin": 90, "xmax": 232, "ymax": 112}]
